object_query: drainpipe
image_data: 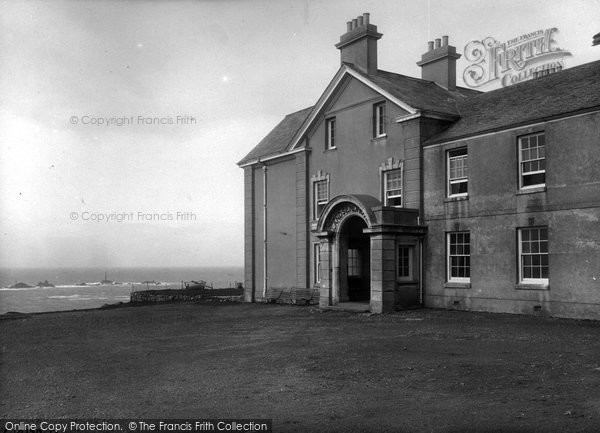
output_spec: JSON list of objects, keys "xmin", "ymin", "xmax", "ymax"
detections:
[
  {"xmin": 419, "ymin": 238, "xmax": 424, "ymax": 305},
  {"xmin": 262, "ymin": 163, "xmax": 268, "ymax": 299}
]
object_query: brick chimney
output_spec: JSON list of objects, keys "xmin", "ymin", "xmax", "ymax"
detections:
[
  {"xmin": 417, "ymin": 36, "xmax": 461, "ymax": 90},
  {"xmin": 335, "ymin": 13, "xmax": 382, "ymax": 75}
]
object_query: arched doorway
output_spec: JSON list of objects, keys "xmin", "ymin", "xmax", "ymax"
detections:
[
  {"xmin": 314, "ymin": 194, "xmax": 426, "ymax": 313},
  {"xmin": 314, "ymin": 195, "xmax": 380, "ymax": 310},
  {"xmin": 338, "ymin": 216, "xmax": 370, "ymax": 303}
]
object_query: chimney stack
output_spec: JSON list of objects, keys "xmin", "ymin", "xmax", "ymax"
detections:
[
  {"xmin": 335, "ymin": 13, "xmax": 382, "ymax": 75},
  {"xmin": 417, "ymin": 35, "xmax": 461, "ymax": 90}
]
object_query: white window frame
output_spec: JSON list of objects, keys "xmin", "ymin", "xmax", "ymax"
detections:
[
  {"xmin": 383, "ymin": 168, "xmax": 402, "ymax": 207},
  {"xmin": 397, "ymin": 245, "xmax": 413, "ymax": 281},
  {"xmin": 518, "ymin": 227, "xmax": 549, "ymax": 284},
  {"xmin": 518, "ymin": 132, "xmax": 546, "ymax": 190},
  {"xmin": 313, "ymin": 180, "xmax": 329, "ymax": 220},
  {"xmin": 326, "ymin": 117, "xmax": 336, "ymax": 150},
  {"xmin": 374, "ymin": 102, "xmax": 386, "ymax": 138},
  {"xmin": 313, "ymin": 243, "xmax": 321, "ymax": 284},
  {"xmin": 447, "ymin": 148, "xmax": 468, "ymax": 197},
  {"xmin": 447, "ymin": 231, "xmax": 471, "ymax": 283}
]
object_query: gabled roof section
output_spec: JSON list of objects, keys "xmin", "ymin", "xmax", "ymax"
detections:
[
  {"xmin": 237, "ymin": 106, "xmax": 313, "ymax": 166},
  {"xmin": 350, "ymin": 66, "xmax": 479, "ymax": 117},
  {"xmin": 426, "ymin": 60, "xmax": 600, "ymax": 145},
  {"xmin": 238, "ymin": 63, "xmax": 483, "ymax": 166},
  {"xmin": 287, "ymin": 64, "xmax": 418, "ymax": 152},
  {"xmin": 286, "ymin": 63, "xmax": 478, "ymax": 152}
]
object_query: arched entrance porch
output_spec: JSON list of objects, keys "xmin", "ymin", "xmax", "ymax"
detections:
[
  {"xmin": 313, "ymin": 195, "xmax": 379, "ymax": 310},
  {"xmin": 313, "ymin": 194, "xmax": 427, "ymax": 313}
]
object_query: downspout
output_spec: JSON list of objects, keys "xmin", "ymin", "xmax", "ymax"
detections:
[
  {"xmin": 262, "ymin": 163, "xmax": 268, "ymax": 299},
  {"xmin": 419, "ymin": 237, "xmax": 424, "ymax": 305}
]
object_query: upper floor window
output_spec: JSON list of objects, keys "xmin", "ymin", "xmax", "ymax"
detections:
[
  {"xmin": 447, "ymin": 231, "xmax": 470, "ymax": 283},
  {"xmin": 448, "ymin": 148, "xmax": 468, "ymax": 197},
  {"xmin": 373, "ymin": 102, "xmax": 386, "ymax": 137},
  {"xmin": 314, "ymin": 180, "xmax": 329, "ymax": 219},
  {"xmin": 519, "ymin": 133, "xmax": 545, "ymax": 189},
  {"xmin": 384, "ymin": 169, "xmax": 402, "ymax": 207},
  {"xmin": 326, "ymin": 117, "xmax": 336, "ymax": 149},
  {"xmin": 518, "ymin": 227, "xmax": 548, "ymax": 284}
]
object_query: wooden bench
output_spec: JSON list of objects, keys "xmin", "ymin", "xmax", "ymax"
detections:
[
  {"xmin": 265, "ymin": 287, "xmax": 320, "ymax": 305},
  {"xmin": 291, "ymin": 287, "xmax": 316, "ymax": 305},
  {"xmin": 265, "ymin": 287, "xmax": 288, "ymax": 303}
]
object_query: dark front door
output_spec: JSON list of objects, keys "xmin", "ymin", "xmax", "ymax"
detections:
[{"xmin": 343, "ymin": 217, "xmax": 370, "ymax": 302}]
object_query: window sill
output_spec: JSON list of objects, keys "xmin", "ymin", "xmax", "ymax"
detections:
[
  {"xmin": 371, "ymin": 135, "xmax": 387, "ymax": 145},
  {"xmin": 517, "ymin": 186, "xmax": 546, "ymax": 195},
  {"xmin": 444, "ymin": 282, "xmax": 471, "ymax": 289},
  {"xmin": 397, "ymin": 279, "xmax": 417, "ymax": 285},
  {"xmin": 324, "ymin": 147, "xmax": 337, "ymax": 153},
  {"xmin": 444, "ymin": 195, "xmax": 469, "ymax": 203},
  {"xmin": 515, "ymin": 282, "xmax": 549, "ymax": 291}
]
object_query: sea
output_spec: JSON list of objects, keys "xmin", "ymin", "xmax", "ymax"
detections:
[{"xmin": 0, "ymin": 266, "xmax": 243, "ymax": 315}]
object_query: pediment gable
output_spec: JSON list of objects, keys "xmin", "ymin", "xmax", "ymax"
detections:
[{"xmin": 288, "ymin": 65, "xmax": 418, "ymax": 151}]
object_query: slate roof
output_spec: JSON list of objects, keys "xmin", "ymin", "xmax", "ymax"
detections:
[
  {"xmin": 239, "ymin": 60, "xmax": 600, "ymax": 165},
  {"xmin": 238, "ymin": 67, "xmax": 479, "ymax": 166},
  {"xmin": 351, "ymin": 66, "xmax": 480, "ymax": 116},
  {"xmin": 426, "ymin": 60, "xmax": 600, "ymax": 144},
  {"xmin": 237, "ymin": 106, "xmax": 313, "ymax": 165}
]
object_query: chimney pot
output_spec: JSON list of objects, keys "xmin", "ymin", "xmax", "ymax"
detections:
[
  {"xmin": 336, "ymin": 12, "xmax": 381, "ymax": 75},
  {"xmin": 417, "ymin": 34, "xmax": 461, "ymax": 90}
]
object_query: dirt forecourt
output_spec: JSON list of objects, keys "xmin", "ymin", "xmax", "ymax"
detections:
[{"xmin": 1, "ymin": 301, "xmax": 599, "ymax": 432}]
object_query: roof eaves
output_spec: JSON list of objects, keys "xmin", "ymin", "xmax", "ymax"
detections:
[
  {"xmin": 237, "ymin": 146, "xmax": 310, "ymax": 168},
  {"xmin": 424, "ymin": 105, "xmax": 600, "ymax": 146},
  {"xmin": 286, "ymin": 66, "xmax": 349, "ymax": 152},
  {"xmin": 236, "ymin": 105, "xmax": 314, "ymax": 166},
  {"xmin": 394, "ymin": 110, "xmax": 459, "ymax": 124}
]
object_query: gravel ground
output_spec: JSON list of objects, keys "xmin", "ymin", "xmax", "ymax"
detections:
[{"xmin": 1, "ymin": 301, "xmax": 599, "ymax": 432}]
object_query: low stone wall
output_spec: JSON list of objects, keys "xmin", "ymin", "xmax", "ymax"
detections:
[{"xmin": 130, "ymin": 287, "xmax": 244, "ymax": 304}]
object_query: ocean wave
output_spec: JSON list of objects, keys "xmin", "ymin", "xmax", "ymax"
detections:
[
  {"xmin": 47, "ymin": 295, "xmax": 117, "ymax": 301},
  {"xmin": 0, "ymin": 287, "xmax": 40, "ymax": 291}
]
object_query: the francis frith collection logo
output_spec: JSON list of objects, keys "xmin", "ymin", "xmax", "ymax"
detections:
[{"xmin": 463, "ymin": 27, "xmax": 572, "ymax": 88}]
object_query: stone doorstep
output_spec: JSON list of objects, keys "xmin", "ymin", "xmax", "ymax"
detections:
[{"xmin": 324, "ymin": 302, "xmax": 371, "ymax": 313}]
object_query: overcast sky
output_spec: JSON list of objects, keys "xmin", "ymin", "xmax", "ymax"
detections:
[{"xmin": 1, "ymin": 0, "xmax": 598, "ymax": 268}]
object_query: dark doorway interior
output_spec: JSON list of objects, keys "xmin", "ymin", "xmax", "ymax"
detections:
[{"xmin": 341, "ymin": 216, "xmax": 370, "ymax": 302}]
